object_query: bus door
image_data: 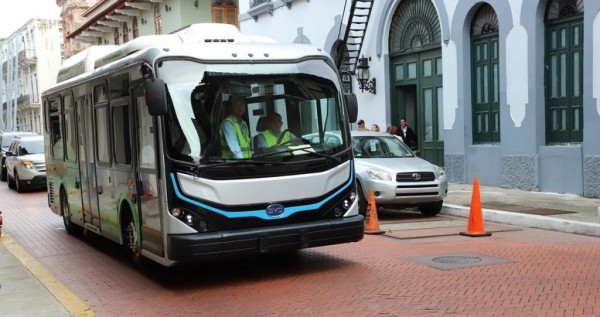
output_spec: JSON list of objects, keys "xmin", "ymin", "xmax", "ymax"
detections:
[
  {"xmin": 87, "ymin": 82, "xmax": 113, "ymax": 231},
  {"xmin": 61, "ymin": 92, "xmax": 85, "ymax": 226},
  {"xmin": 132, "ymin": 86, "xmax": 164, "ymax": 256},
  {"xmin": 75, "ymin": 94, "xmax": 99, "ymax": 229}
]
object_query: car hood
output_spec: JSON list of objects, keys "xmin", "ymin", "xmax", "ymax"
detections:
[
  {"xmin": 355, "ymin": 157, "xmax": 438, "ymax": 173},
  {"xmin": 16, "ymin": 153, "xmax": 45, "ymax": 162}
]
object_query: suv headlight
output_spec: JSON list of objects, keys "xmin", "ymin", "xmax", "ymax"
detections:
[
  {"xmin": 20, "ymin": 161, "xmax": 34, "ymax": 169},
  {"xmin": 366, "ymin": 169, "xmax": 392, "ymax": 181},
  {"xmin": 436, "ymin": 166, "xmax": 446, "ymax": 179}
]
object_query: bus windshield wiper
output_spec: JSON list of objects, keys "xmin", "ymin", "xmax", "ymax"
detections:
[
  {"xmin": 253, "ymin": 147, "xmax": 343, "ymax": 164},
  {"xmin": 196, "ymin": 159, "xmax": 286, "ymax": 170}
]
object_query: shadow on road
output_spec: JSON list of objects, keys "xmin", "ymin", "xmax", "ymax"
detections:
[{"xmin": 73, "ymin": 228, "xmax": 363, "ymax": 290}]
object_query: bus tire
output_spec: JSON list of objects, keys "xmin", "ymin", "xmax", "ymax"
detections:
[
  {"xmin": 122, "ymin": 209, "xmax": 144, "ymax": 265},
  {"xmin": 61, "ymin": 189, "xmax": 82, "ymax": 234}
]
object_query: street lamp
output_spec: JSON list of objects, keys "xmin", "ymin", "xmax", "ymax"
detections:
[{"xmin": 356, "ymin": 57, "xmax": 376, "ymax": 94}]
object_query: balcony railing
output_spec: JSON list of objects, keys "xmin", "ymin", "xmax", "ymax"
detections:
[
  {"xmin": 18, "ymin": 49, "xmax": 37, "ymax": 66},
  {"xmin": 17, "ymin": 94, "xmax": 31, "ymax": 105},
  {"xmin": 250, "ymin": 0, "xmax": 271, "ymax": 8}
]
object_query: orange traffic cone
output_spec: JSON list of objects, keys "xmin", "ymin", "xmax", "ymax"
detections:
[
  {"xmin": 364, "ymin": 190, "xmax": 385, "ymax": 235},
  {"xmin": 460, "ymin": 177, "xmax": 491, "ymax": 237}
]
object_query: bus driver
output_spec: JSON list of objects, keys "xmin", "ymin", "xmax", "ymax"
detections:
[{"xmin": 254, "ymin": 112, "xmax": 298, "ymax": 150}]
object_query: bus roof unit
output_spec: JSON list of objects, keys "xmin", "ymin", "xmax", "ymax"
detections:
[{"xmin": 57, "ymin": 23, "xmax": 279, "ymax": 84}]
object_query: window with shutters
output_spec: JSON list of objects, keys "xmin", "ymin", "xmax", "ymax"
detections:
[
  {"xmin": 471, "ymin": 4, "xmax": 500, "ymax": 144},
  {"xmin": 545, "ymin": 0, "xmax": 583, "ymax": 144},
  {"xmin": 212, "ymin": 0, "xmax": 238, "ymax": 28}
]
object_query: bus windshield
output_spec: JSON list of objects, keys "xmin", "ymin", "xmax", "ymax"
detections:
[{"xmin": 157, "ymin": 59, "xmax": 349, "ymax": 166}]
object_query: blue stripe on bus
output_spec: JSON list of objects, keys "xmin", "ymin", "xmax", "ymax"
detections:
[{"xmin": 170, "ymin": 163, "xmax": 354, "ymax": 220}]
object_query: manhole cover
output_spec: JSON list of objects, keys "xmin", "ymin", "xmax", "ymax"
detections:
[
  {"xmin": 404, "ymin": 252, "xmax": 515, "ymax": 270},
  {"xmin": 431, "ymin": 256, "xmax": 482, "ymax": 264}
]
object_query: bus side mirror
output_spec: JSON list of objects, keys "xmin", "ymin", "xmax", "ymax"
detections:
[
  {"xmin": 344, "ymin": 93, "xmax": 358, "ymax": 123},
  {"xmin": 145, "ymin": 79, "xmax": 168, "ymax": 116}
]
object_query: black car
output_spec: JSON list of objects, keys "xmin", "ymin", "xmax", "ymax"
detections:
[{"xmin": 0, "ymin": 131, "xmax": 37, "ymax": 181}]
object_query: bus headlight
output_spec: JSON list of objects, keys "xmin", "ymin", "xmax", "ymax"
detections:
[
  {"xmin": 170, "ymin": 207, "xmax": 209, "ymax": 232},
  {"xmin": 170, "ymin": 208, "xmax": 182, "ymax": 217},
  {"xmin": 331, "ymin": 190, "xmax": 357, "ymax": 218}
]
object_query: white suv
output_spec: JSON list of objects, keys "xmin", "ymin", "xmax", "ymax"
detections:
[{"xmin": 5, "ymin": 135, "xmax": 47, "ymax": 192}]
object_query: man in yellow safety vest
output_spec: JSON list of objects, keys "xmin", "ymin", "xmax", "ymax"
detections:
[
  {"xmin": 254, "ymin": 112, "xmax": 298, "ymax": 150},
  {"xmin": 220, "ymin": 95, "xmax": 251, "ymax": 159}
]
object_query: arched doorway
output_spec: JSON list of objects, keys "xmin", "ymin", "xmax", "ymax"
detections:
[
  {"xmin": 544, "ymin": 0, "xmax": 583, "ymax": 144},
  {"xmin": 389, "ymin": 0, "xmax": 443, "ymax": 167}
]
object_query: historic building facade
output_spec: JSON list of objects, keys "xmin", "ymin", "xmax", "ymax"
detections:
[
  {"xmin": 240, "ymin": 0, "xmax": 600, "ymax": 197},
  {"xmin": 63, "ymin": 0, "xmax": 239, "ymax": 55},
  {"xmin": 0, "ymin": 19, "xmax": 63, "ymax": 133},
  {"xmin": 56, "ymin": 0, "xmax": 97, "ymax": 58}
]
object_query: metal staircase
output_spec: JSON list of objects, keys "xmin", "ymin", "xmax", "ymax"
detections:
[{"xmin": 338, "ymin": 0, "xmax": 374, "ymax": 75}]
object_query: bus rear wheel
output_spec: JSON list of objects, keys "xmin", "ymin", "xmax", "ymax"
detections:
[{"xmin": 61, "ymin": 190, "xmax": 82, "ymax": 234}]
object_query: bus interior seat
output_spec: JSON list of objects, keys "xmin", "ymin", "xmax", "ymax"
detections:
[{"xmin": 253, "ymin": 116, "xmax": 268, "ymax": 146}]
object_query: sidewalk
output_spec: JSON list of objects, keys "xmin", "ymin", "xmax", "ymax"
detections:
[
  {"xmin": 442, "ymin": 182, "xmax": 600, "ymax": 236},
  {"xmin": 0, "ymin": 232, "xmax": 93, "ymax": 317}
]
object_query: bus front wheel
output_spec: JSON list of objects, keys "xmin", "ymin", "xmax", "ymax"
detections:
[{"xmin": 123, "ymin": 212, "xmax": 145, "ymax": 265}]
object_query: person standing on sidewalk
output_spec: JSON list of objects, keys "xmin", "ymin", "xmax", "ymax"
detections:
[
  {"xmin": 357, "ymin": 119, "xmax": 367, "ymax": 131},
  {"xmin": 399, "ymin": 117, "xmax": 417, "ymax": 150}
]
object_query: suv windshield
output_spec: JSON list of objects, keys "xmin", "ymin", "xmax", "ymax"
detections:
[
  {"xmin": 157, "ymin": 59, "xmax": 349, "ymax": 167},
  {"xmin": 16, "ymin": 139, "xmax": 44, "ymax": 155},
  {"xmin": 352, "ymin": 135, "xmax": 414, "ymax": 158},
  {"xmin": 2, "ymin": 132, "xmax": 35, "ymax": 150}
]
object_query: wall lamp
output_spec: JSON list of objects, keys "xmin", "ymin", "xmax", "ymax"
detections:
[
  {"xmin": 194, "ymin": 0, "xmax": 199, "ymax": 8},
  {"xmin": 165, "ymin": 4, "xmax": 172, "ymax": 12},
  {"xmin": 141, "ymin": 18, "xmax": 147, "ymax": 25},
  {"xmin": 356, "ymin": 57, "xmax": 376, "ymax": 94}
]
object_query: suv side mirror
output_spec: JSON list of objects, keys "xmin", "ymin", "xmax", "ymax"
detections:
[{"xmin": 5, "ymin": 151, "xmax": 13, "ymax": 157}]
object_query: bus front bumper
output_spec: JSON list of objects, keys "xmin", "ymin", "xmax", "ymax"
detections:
[{"xmin": 167, "ymin": 215, "xmax": 364, "ymax": 263}]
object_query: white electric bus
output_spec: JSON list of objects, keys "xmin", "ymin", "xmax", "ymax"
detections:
[{"xmin": 42, "ymin": 24, "xmax": 362, "ymax": 266}]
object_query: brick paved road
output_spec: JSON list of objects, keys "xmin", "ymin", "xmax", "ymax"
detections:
[{"xmin": 2, "ymin": 184, "xmax": 600, "ymax": 317}]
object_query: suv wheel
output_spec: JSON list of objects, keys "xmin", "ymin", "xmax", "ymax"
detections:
[
  {"xmin": 15, "ymin": 171, "xmax": 27, "ymax": 193},
  {"xmin": 418, "ymin": 201, "xmax": 443, "ymax": 217},
  {"xmin": 7, "ymin": 172, "xmax": 15, "ymax": 189},
  {"xmin": 0, "ymin": 162, "xmax": 6, "ymax": 181},
  {"xmin": 357, "ymin": 184, "xmax": 368, "ymax": 216}
]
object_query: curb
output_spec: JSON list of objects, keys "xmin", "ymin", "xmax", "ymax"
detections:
[
  {"xmin": 442, "ymin": 204, "xmax": 600, "ymax": 237},
  {"xmin": 0, "ymin": 233, "xmax": 95, "ymax": 317}
]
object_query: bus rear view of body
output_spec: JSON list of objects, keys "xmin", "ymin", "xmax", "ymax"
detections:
[{"xmin": 43, "ymin": 24, "xmax": 363, "ymax": 266}]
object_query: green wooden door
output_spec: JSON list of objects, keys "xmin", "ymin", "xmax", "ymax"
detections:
[{"xmin": 391, "ymin": 48, "xmax": 444, "ymax": 167}]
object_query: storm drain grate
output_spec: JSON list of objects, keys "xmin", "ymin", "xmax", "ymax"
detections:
[
  {"xmin": 403, "ymin": 252, "xmax": 514, "ymax": 270},
  {"xmin": 432, "ymin": 256, "xmax": 482, "ymax": 265}
]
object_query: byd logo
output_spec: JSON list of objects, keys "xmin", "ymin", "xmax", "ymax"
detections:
[{"xmin": 266, "ymin": 204, "xmax": 285, "ymax": 217}]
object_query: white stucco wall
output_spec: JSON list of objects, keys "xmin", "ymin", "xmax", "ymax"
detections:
[{"xmin": 594, "ymin": 11, "xmax": 600, "ymax": 116}]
